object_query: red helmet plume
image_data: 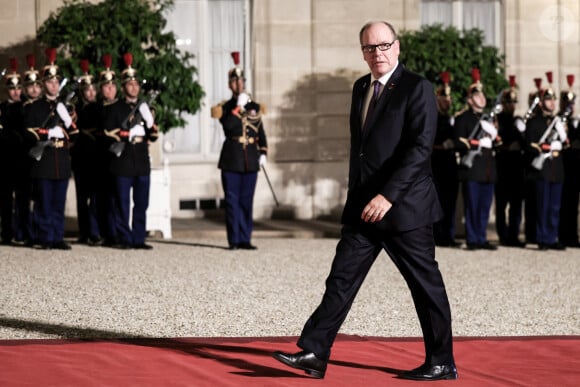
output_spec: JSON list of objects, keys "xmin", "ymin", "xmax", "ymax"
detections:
[
  {"xmin": 508, "ymin": 75, "xmax": 516, "ymax": 88},
  {"xmin": 534, "ymin": 78, "xmax": 542, "ymax": 90},
  {"xmin": 471, "ymin": 68, "xmax": 480, "ymax": 83},
  {"xmin": 566, "ymin": 74, "xmax": 575, "ymax": 88},
  {"xmin": 9, "ymin": 57, "xmax": 18, "ymax": 73},
  {"xmin": 123, "ymin": 53, "xmax": 133, "ymax": 68},
  {"xmin": 231, "ymin": 51, "xmax": 240, "ymax": 65},
  {"xmin": 545, "ymin": 71, "xmax": 553, "ymax": 84},
  {"xmin": 80, "ymin": 59, "xmax": 90, "ymax": 74},
  {"xmin": 26, "ymin": 54, "xmax": 36, "ymax": 69},
  {"xmin": 45, "ymin": 48, "xmax": 57, "ymax": 64},
  {"xmin": 102, "ymin": 54, "xmax": 112, "ymax": 69},
  {"xmin": 440, "ymin": 71, "xmax": 450, "ymax": 85}
]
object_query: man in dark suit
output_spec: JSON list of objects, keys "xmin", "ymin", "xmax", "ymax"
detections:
[{"xmin": 272, "ymin": 21, "xmax": 456, "ymax": 381}]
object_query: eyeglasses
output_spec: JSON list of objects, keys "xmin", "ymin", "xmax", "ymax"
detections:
[{"xmin": 361, "ymin": 40, "xmax": 397, "ymax": 54}]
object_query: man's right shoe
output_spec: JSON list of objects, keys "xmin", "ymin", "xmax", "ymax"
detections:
[
  {"xmin": 272, "ymin": 350, "xmax": 327, "ymax": 379},
  {"xmin": 398, "ymin": 363, "xmax": 458, "ymax": 381}
]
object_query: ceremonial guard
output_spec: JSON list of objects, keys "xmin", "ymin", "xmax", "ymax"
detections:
[
  {"xmin": 558, "ymin": 75, "xmax": 579, "ymax": 248},
  {"xmin": 95, "ymin": 54, "xmax": 120, "ymax": 247},
  {"xmin": 70, "ymin": 59, "xmax": 102, "ymax": 246},
  {"xmin": 431, "ymin": 71, "xmax": 459, "ymax": 247},
  {"xmin": 524, "ymin": 72, "xmax": 566, "ymax": 250},
  {"xmin": 454, "ymin": 68, "xmax": 498, "ymax": 250},
  {"xmin": 523, "ymin": 78, "xmax": 544, "ymax": 245},
  {"xmin": 22, "ymin": 48, "xmax": 78, "ymax": 249},
  {"xmin": 102, "ymin": 53, "xmax": 158, "ymax": 250},
  {"xmin": 211, "ymin": 52, "xmax": 268, "ymax": 250},
  {"xmin": 494, "ymin": 75, "xmax": 526, "ymax": 247},
  {"xmin": 0, "ymin": 59, "xmax": 28, "ymax": 245}
]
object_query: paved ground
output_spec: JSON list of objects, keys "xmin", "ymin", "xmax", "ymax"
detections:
[{"xmin": 1, "ymin": 218, "xmax": 578, "ymax": 341}]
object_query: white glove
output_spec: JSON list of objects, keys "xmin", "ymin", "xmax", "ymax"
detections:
[
  {"xmin": 449, "ymin": 116, "xmax": 455, "ymax": 127},
  {"xmin": 554, "ymin": 120, "xmax": 567, "ymax": 141},
  {"xmin": 480, "ymin": 120, "xmax": 497, "ymax": 138},
  {"xmin": 138, "ymin": 103, "xmax": 155, "ymax": 128},
  {"xmin": 514, "ymin": 117, "xmax": 526, "ymax": 133},
  {"xmin": 48, "ymin": 126, "xmax": 65, "ymax": 139},
  {"xmin": 259, "ymin": 154, "xmax": 267, "ymax": 167},
  {"xmin": 129, "ymin": 124, "xmax": 145, "ymax": 141},
  {"xmin": 479, "ymin": 137, "xmax": 492, "ymax": 149},
  {"xmin": 550, "ymin": 140, "xmax": 562, "ymax": 152},
  {"xmin": 236, "ymin": 92, "xmax": 251, "ymax": 108},
  {"xmin": 56, "ymin": 102, "xmax": 72, "ymax": 128}
]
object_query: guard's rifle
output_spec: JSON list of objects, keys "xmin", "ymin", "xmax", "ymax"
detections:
[
  {"xmin": 29, "ymin": 78, "xmax": 76, "ymax": 161},
  {"xmin": 530, "ymin": 105, "xmax": 571, "ymax": 170},
  {"xmin": 524, "ymin": 96, "xmax": 540, "ymax": 122},
  {"xmin": 109, "ymin": 83, "xmax": 161, "ymax": 157}
]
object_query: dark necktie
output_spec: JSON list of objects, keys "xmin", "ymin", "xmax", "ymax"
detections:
[{"xmin": 362, "ymin": 80, "xmax": 380, "ymax": 133}]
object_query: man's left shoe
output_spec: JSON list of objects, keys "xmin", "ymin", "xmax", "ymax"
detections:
[
  {"xmin": 480, "ymin": 241, "xmax": 497, "ymax": 250},
  {"xmin": 272, "ymin": 350, "xmax": 327, "ymax": 379},
  {"xmin": 398, "ymin": 363, "xmax": 458, "ymax": 381},
  {"xmin": 238, "ymin": 242, "xmax": 257, "ymax": 250}
]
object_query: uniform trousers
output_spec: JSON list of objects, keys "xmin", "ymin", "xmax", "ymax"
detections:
[
  {"xmin": 33, "ymin": 178, "xmax": 69, "ymax": 245},
  {"xmin": 535, "ymin": 180, "xmax": 562, "ymax": 245},
  {"xmin": 114, "ymin": 175, "xmax": 150, "ymax": 246},
  {"xmin": 297, "ymin": 224, "xmax": 454, "ymax": 366},
  {"xmin": 74, "ymin": 172, "xmax": 100, "ymax": 240},
  {"xmin": 463, "ymin": 181, "xmax": 494, "ymax": 245},
  {"xmin": 221, "ymin": 171, "xmax": 257, "ymax": 247},
  {"xmin": 0, "ymin": 174, "xmax": 32, "ymax": 243}
]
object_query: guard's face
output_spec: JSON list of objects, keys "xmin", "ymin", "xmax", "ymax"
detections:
[
  {"xmin": 469, "ymin": 91, "xmax": 487, "ymax": 111},
  {"xmin": 25, "ymin": 83, "xmax": 42, "ymax": 99},
  {"xmin": 44, "ymin": 78, "xmax": 60, "ymax": 97},
  {"xmin": 123, "ymin": 80, "xmax": 140, "ymax": 99},
  {"xmin": 82, "ymin": 85, "xmax": 97, "ymax": 103},
  {"xmin": 100, "ymin": 83, "xmax": 117, "ymax": 102},
  {"xmin": 542, "ymin": 98, "xmax": 556, "ymax": 113},
  {"xmin": 8, "ymin": 88, "xmax": 22, "ymax": 102},
  {"xmin": 361, "ymin": 23, "xmax": 400, "ymax": 79},
  {"xmin": 229, "ymin": 78, "xmax": 245, "ymax": 96}
]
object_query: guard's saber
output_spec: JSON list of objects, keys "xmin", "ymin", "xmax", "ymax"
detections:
[{"xmin": 261, "ymin": 165, "xmax": 279, "ymax": 207}]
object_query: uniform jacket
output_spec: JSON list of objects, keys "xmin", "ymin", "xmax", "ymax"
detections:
[
  {"xmin": 22, "ymin": 97, "xmax": 77, "ymax": 180},
  {"xmin": 454, "ymin": 109, "xmax": 497, "ymax": 183},
  {"xmin": 217, "ymin": 97, "xmax": 267, "ymax": 173},
  {"xmin": 0, "ymin": 100, "xmax": 29, "ymax": 179},
  {"xmin": 432, "ymin": 111, "xmax": 458, "ymax": 182},
  {"xmin": 341, "ymin": 64, "xmax": 442, "ymax": 232},
  {"xmin": 495, "ymin": 111, "xmax": 525, "ymax": 181},
  {"xmin": 70, "ymin": 100, "xmax": 101, "ymax": 174},
  {"xmin": 524, "ymin": 113, "xmax": 564, "ymax": 183},
  {"xmin": 102, "ymin": 98, "xmax": 158, "ymax": 177}
]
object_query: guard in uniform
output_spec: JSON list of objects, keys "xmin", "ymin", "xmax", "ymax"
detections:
[
  {"xmin": 523, "ymin": 78, "xmax": 544, "ymax": 245},
  {"xmin": 0, "ymin": 58, "xmax": 28, "ymax": 245},
  {"xmin": 70, "ymin": 59, "xmax": 102, "ymax": 246},
  {"xmin": 211, "ymin": 51, "xmax": 268, "ymax": 250},
  {"xmin": 431, "ymin": 71, "xmax": 459, "ymax": 247},
  {"xmin": 454, "ymin": 68, "xmax": 498, "ymax": 250},
  {"xmin": 102, "ymin": 53, "xmax": 158, "ymax": 249},
  {"xmin": 494, "ymin": 75, "xmax": 526, "ymax": 247},
  {"xmin": 524, "ymin": 71, "xmax": 567, "ymax": 250},
  {"xmin": 22, "ymin": 48, "xmax": 78, "ymax": 249},
  {"xmin": 95, "ymin": 54, "xmax": 120, "ymax": 247},
  {"xmin": 558, "ymin": 75, "xmax": 579, "ymax": 248}
]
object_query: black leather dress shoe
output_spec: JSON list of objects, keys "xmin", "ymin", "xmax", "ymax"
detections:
[
  {"xmin": 228, "ymin": 244, "xmax": 239, "ymax": 250},
  {"xmin": 480, "ymin": 241, "xmax": 497, "ymax": 250},
  {"xmin": 52, "ymin": 241, "xmax": 72, "ymax": 250},
  {"xmin": 133, "ymin": 243, "xmax": 153, "ymax": 250},
  {"xmin": 399, "ymin": 363, "xmax": 458, "ymax": 381},
  {"xmin": 238, "ymin": 242, "xmax": 257, "ymax": 250},
  {"xmin": 272, "ymin": 350, "xmax": 327, "ymax": 379}
]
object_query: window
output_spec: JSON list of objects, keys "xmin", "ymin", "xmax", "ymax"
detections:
[
  {"xmin": 163, "ymin": 0, "xmax": 249, "ymax": 160},
  {"xmin": 420, "ymin": 0, "xmax": 502, "ymax": 48}
]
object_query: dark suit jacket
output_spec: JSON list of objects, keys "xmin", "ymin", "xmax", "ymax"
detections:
[{"xmin": 341, "ymin": 64, "xmax": 442, "ymax": 232}]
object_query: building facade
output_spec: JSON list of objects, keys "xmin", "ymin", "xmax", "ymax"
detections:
[{"xmin": 0, "ymin": 0, "xmax": 578, "ymax": 220}]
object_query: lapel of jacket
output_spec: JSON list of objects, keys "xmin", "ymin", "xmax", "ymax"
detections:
[
  {"xmin": 355, "ymin": 74, "xmax": 372, "ymax": 134},
  {"xmin": 362, "ymin": 64, "xmax": 405, "ymax": 140}
]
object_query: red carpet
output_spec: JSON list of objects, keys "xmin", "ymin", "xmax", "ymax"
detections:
[{"xmin": 1, "ymin": 335, "xmax": 579, "ymax": 386}]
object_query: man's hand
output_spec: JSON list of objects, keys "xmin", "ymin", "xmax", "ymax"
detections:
[
  {"xmin": 259, "ymin": 154, "xmax": 267, "ymax": 167},
  {"xmin": 361, "ymin": 194, "xmax": 392, "ymax": 223}
]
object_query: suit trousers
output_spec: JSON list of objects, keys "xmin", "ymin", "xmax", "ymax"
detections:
[
  {"xmin": 297, "ymin": 224, "xmax": 454, "ymax": 366},
  {"xmin": 535, "ymin": 180, "xmax": 562, "ymax": 245}
]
